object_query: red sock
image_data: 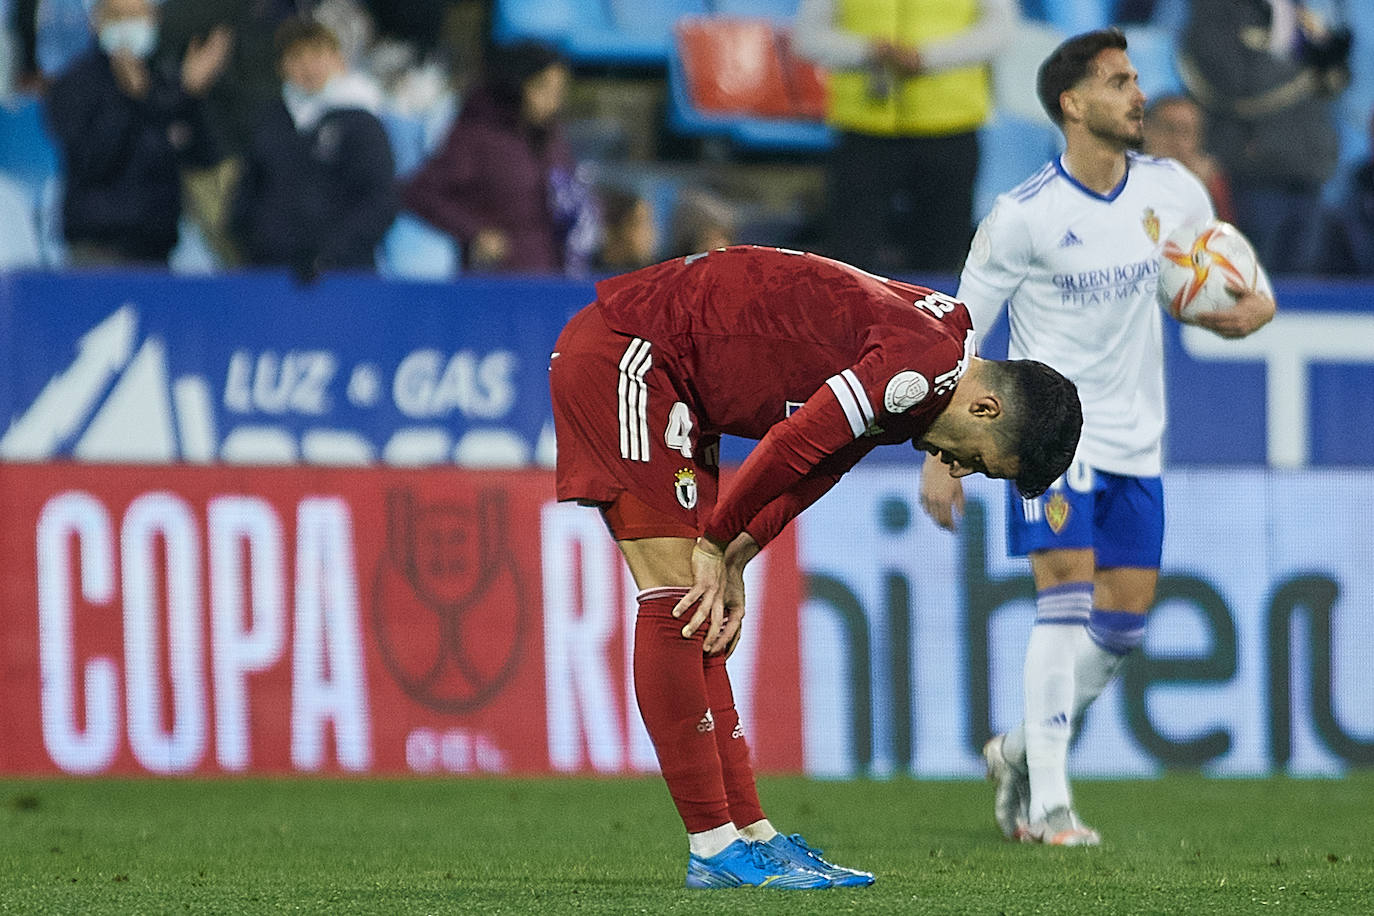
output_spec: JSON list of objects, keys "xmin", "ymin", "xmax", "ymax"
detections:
[
  {"xmin": 704, "ymin": 652, "xmax": 767, "ymax": 829},
  {"xmin": 633, "ymin": 589, "xmax": 731, "ymax": 833}
]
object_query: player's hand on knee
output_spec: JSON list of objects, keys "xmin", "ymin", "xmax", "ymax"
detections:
[
  {"xmin": 709, "ymin": 608, "xmax": 745, "ymax": 658},
  {"xmin": 675, "ymin": 537, "xmax": 727, "ymax": 641},
  {"xmin": 920, "ymin": 452, "xmax": 966, "ymax": 531}
]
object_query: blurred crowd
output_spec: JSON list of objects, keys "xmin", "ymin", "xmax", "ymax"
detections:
[{"xmin": 0, "ymin": 0, "xmax": 1370, "ymax": 277}]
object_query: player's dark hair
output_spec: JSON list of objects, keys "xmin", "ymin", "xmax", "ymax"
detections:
[
  {"xmin": 1037, "ymin": 27, "xmax": 1128, "ymax": 126},
  {"xmin": 985, "ymin": 359, "xmax": 1082, "ymax": 499}
]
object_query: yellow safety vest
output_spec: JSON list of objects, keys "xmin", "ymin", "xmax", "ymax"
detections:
[{"xmin": 829, "ymin": 0, "xmax": 991, "ymax": 136}]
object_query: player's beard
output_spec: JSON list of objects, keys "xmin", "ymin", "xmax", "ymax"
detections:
[{"xmin": 1088, "ymin": 114, "xmax": 1145, "ymax": 152}]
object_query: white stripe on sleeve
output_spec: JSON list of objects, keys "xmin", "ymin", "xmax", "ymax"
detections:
[{"xmin": 826, "ymin": 371, "xmax": 871, "ymax": 439}]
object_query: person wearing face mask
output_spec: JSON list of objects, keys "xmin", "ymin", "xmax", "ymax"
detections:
[
  {"xmin": 401, "ymin": 40, "xmax": 597, "ymax": 276},
  {"xmin": 228, "ymin": 17, "xmax": 396, "ymax": 280},
  {"xmin": 43, "ymin": 0, "xmax": 230, "ymax": 266}
]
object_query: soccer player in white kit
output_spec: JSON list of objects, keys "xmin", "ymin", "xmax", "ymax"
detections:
[{"xmin": 919, "ymin": 28, "xmax": 1276, "ymax": 845}]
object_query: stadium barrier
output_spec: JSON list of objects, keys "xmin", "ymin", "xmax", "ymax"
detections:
[{"xmin": 1, "ymin": 269, "xmax": 1370, "ymax": 778}]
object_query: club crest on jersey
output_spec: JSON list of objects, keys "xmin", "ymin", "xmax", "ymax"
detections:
[
  {"xmin": 1142, "ymin": 208, "xmax": 1160, "ymax": 244},
  {"xmin": 884, "ymin": 370, "xmax": 930, "ymax": 413},
  {"xmin": 1045, "ymin": 491, "xmax": 1071, "ymax": 534},
  {"xmin": 674, "ymin": 467, "xmax": 698, "ymax": 509}
]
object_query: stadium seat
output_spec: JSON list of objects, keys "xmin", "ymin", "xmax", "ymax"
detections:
[
  {"xmin": 379, "ymin": 110, "xmax": 430, "ymax": 177},
  {"xmin": 0, "ymin": 94, "xmax": 61, "ymax": 189},
  {"xmin": 1036, "ymin": 0, "xmax": 1112, "ymax": 35},
  {"xmin": 492, "ymin": 0, "xmax": 710, "ymax": 66},
  {"xmin": 1121, "ymin": 24, "xmax": 1182, "ymax": 100},
  {"xmin": 379, "ymin": 215, "xmax": 461, "ymax": 282},
  {"xmin": 0, "ymin": 174, "xmax": 41, "ymax": 268},
  {"xmin": 975, "ymin": 112, "xmax": 1061, "ymax": 222},
  {"xmin": 776, "ymin": 29, "xmax": 828, "ymax": 121},
  {"xmin": 668, "ymin": 17, "xmax": 835, "ymax": 153},
  {"xmin": 677, "ymin": 17, "xmax": 794, "ymax": 118},
  {"xmin": 491, "ymin": 0, "xmax": 578, "ymax": 47},
  {"xmin": 709, "ymin": 0, "xmax": 801, "ymax": 21},
  {"xmin": 0, "ymin": 94, "xmax": 66, "ymax": 265}
]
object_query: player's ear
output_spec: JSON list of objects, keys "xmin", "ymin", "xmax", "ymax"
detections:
[
  {"xmin": 1059, "ymin": 88, "xmax": 1082, "ymax": 123},
  {"xmin": 969, "ymin": 394, "xmax": 1002, "ymax": 419}
]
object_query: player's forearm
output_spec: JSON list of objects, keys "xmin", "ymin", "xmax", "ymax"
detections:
[{"xmin": 703, "ymin": 431, "xmax": 814, "ymax": 545}]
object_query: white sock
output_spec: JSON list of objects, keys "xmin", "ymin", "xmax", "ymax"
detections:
[
  {"xmin": 1003, "ymin": 615, "xmax": 1135, "ymax": 803},
  {"xmin": 1002, "ymin": 723, "xmax": 1026, "ymax": 772},
  {"xmin": 689, "ymin": 822, "xmax": 741, "ymax": 859},
  {"xmin": 1072, "ymin": 624, "xmax": 1126, "ymax": 724},
  {"xmin": 738, "ymin": 818, "xmax": 778, "ymax": 843},
  {"xmin": 1023, "ymin": 622, "xmax": 1077, "ymax": 820}
]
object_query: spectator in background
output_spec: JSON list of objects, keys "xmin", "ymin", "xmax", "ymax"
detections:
[
  {"xmin": 667, "ymin": 188, "xmax": 737, "ymax": 259},
  {"xmin": 45, "ymin": 0, "xmax": 229, "ymax": 266},
  {"xmin": 230, "ymin": 17, "xmax": 395, "ymax": 278},
  {"xmin": 1329, "ymin": 107, "xmax": 1374, "ymax": 275},
  {"xmin": 594, "ymin": 185, "xmax": 658, "ymax": 273},
  {"xmin": 1143, "ymin": 93, "xmax": 1236, "ymax": 224},
  {"xmin": 794, "ymin": 0, "xmax": 1017, "ymax": 275},
  {"xmin": 402, "ymin": 40, "xmax": 595, "ymax": 276},
  {"xmin": 153, "ymin": 0, "xmax": 301, "ymax": 265},
  {"xmin": 1178, "ymin": 0, "xmax": 1350, "ymax": 274}
]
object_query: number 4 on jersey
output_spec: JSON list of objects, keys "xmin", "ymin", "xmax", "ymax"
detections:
[{"xmin": 665, "ymin": 401, "xmax": 694, "ymax": 458}]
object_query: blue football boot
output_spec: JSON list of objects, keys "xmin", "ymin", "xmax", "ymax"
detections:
[
  {"xmin": 685, "ymin": 838, "xmax": 831, "ymax": 889},
  {"xmin": 761, "ymin": 833, "xmax": 875, "ymax": 887}
]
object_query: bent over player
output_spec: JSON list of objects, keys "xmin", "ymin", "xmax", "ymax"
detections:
[
  {"xmin": 921, "ymin": 29, "xmax": 1276, "ymax": 846},
  {"xmin": 550, "ymin": 245, "xmax": 1082, "ymax": 888}
]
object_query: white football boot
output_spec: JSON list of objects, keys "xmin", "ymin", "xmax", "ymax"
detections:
[
  {"xmin": 1023, "ymin": 806, "xmax": 1101, "ymax": 847},
  {"xmin": 982, "ymin": 734, "xmax": 1031, "ymax": 841}
]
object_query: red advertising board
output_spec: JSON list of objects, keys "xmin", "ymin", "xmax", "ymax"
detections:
[{"xmin": 0, "ymin": 465, "xmax": 803, "ymax": 776}]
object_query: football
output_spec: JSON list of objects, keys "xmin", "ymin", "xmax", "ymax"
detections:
[{"xmin": 1156, "ymin": 220, "xmax": 1271, "ymax": 322}]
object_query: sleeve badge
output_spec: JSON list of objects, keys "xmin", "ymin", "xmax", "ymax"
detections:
[{"xmin": 883, "ymin": 371, "xmax": 930, "ymax": 414}]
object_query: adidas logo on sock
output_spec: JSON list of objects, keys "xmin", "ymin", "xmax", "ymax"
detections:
[
  {"xmin": 1038, "ymin": 708, "xmax": 1071, "ymax": 730},
  {"xmin": 1041, "ymin": 711, "xmax": 1070, "ymax": 729},
  {"xmin": 1058, "ymin": 229, "xmax": 1083, "ymax": 248},
  {"xmin": 697, "ymin": 709, "xmax": 715, "ymax": 733}
]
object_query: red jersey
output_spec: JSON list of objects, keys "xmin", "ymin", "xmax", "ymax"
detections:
[{"xmin": 593, "ymin": 246, "xmax": 975, "ymax": 544}]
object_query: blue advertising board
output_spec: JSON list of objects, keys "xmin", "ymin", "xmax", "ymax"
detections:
[
  {"xmin": 0, "ymin": 270, "xmax": 594, "ymax": 467},
  {"xmin": 1, "ymin": 269, "xmax": 1371, "ymax": 468}
]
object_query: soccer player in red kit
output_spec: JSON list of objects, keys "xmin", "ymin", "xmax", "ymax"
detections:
[{"xmin": 550, "ymin": 246, "xmax": 1082, "ymax": 888}]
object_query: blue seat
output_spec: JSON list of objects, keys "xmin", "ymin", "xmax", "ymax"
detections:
[
  {"xmin": 710, "ymin": 0, "xmax": 801, "ymax": 21},
  {"xmin": 0, "ymin": 94, "xmax": 66, "ymax": 265},
  {"xmin": 1121, "ymin": 24, "xmax": 1182, "ymax": 100},
  {"xmin": 493, "ymin": 0, "xmax": 710, "ymax": 66},
  {"xmin": 1035, "ymin": 0, "xmax": 1112, "ymax": 35},
  {"xmin": 0, "ymin": 94, "xmax": 61, "ymax": 187},
  {"xmin": 491, "ymin": 0, "xmax": 579, "ymax": 47},
  {"xmin": 379, "ymin": 214, "xmax": 461, "ymax": 282},
  {"xmin": 975, "ymin": 113, "xmax": 1061, "ymax": 222},
  {"xmin": 379, "ymin": 110, "xmax": 430, "ymax": 177}
]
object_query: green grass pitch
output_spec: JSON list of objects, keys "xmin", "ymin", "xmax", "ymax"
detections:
[{"xmin": 2, "ymin": 773, "xmax": 1370, "ymax": 914}]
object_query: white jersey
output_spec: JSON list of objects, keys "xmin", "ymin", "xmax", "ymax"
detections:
[{"xmin": 959, "ymin": 152, "xmax": 1213, "ymax": 477}]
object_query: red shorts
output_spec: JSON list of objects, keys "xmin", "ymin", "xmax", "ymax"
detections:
[{"xmin": 550, "ymin": 302, "xmax": 719, "ymax": 540}]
